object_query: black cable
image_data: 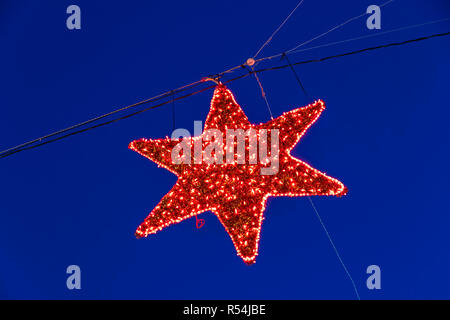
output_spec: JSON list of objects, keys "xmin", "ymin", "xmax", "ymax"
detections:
[
  {"xmin": 0, "ymin": 82, "xmax": 222, "ymax": 159},
  {"xmin": 281, "ymin": 52, "xmax": 311, "ymax": 101},
  {"xmin": 171, "ymin": 90, "xmax": 176, "ymax": 131},
  {"xmin": 1, "ymin": 31, "xmax": 449, "ymax": 159},
  {"xmin": 257, "ymin": 31, "xmax": 450, "ymax": 73},
  {"xmin": 0, "ymin": 80, "xmax": 206, "ymax": 157},
  {"xmin": 0, "ymin": 73, "xmax": 255, "ymax": 159}
]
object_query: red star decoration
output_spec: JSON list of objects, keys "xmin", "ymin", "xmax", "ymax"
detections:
[{"xmin": 129, "ymin": 84, "xmax": 347, "ymax": 264}]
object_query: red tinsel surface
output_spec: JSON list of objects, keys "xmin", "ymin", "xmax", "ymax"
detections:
[{"xmin": 130, "ymin": 84, "xmax": 347, "ymax": 264}]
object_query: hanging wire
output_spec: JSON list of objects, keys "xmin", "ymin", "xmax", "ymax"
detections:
[
  {"xmin": 242, "ymin": 64, "xmax": 274, "ymax": 120},
  {"xmin": 253, "ymin": 72, "xmax": 274, "ymax": 120},
  {"xmin": 0, "ymin": 79, "xmax": 205, "ymax": 157},
  {"xmin": 281, "ymin": 52, "xmax": 311, "ymax": 101},
  {"xmin": 275, "ymin": 50, "xmax": 361, "ymax": 300},
  {"xmin": 287, "ymin": 16, "xmax": 450, "ymax": 56},
  {"xmin": 285, "ymin": 0, "xmax": 396, "ymax": 53},
  {"xmin": 0, "ymin": 82, "xmax": 220, "ymax": 159},
  {"xmin": 255, "ymin": 31, "xmax": 450, "ymax": 72},
  {"xmin": 253, "ymin": 0, "xmax": 306, "ymax": 58},
  {"xmin": 171, "ymin": 90, "xmax": 176, "ymax": 131},
  {"xmin": 257, "ymin": 0, "xmax": 398, "ymax": 63},
  {"xmin": 308, "ymin": 197, "xmax": 361, "ymax": 300},
  {"xmin": 1, "ymin": 30, "xmax": 449, "ymax": 159}
]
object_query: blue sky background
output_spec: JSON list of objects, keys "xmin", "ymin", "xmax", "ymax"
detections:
[{"xmin": 0, "ymin": 0, "xmax": 449, "ymax": 299}]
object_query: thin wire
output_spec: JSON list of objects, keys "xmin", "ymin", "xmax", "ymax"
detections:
[
  {"xmin": 0, "ymin": 73, "xmax": 252, "ymax": 159},
  {"xmin": 0, "ymin": 82, "xmax": 223, "ymax": 159},
  {"xmin": 171, "ymin": 90, "xmax": 176, "ymax": 131},
  {"xmin": 289, "ymin": 16, "xmax": 450, "ymax": 55},
  {"xmin": 254, "ymin": 31, "xmax": 450, "ymax": 73},
  {"xmin": 241, "ymin": 64, "xmax": 274, "ymax": 119},
  {"xmin": 253, "ymin": 73, "xmax": 274, "ymax": 120},
  {"xmin": 308, "ymin": 196, "xmax": 361, "ymax": 300},
  {"xmin": 1, "ymin": 30, "xmax": 449, "ymax": 159},
  {"xmin": 254, "ymin": 54, "xmax": 357, "ymax": 298},
  {"xmin": 282, "ymin": 52, "xmax": 360, "ymax": 299},
  {"xmin": 286, "ymin": 0, "xmax": 395, "ymax": 53},
  {"xmin": 254, "ymin": 11, "xmax": 446, "ymax": 70},
  {"xmin": 253, "ymin": 0, "xmax": 306, "ymax": 58},
  {"xmin": 0, "ymin": 79, "xmax": 205, "ymax": 156},
  {"xmin": 281, "ymin": 53, "xmax": 311, "ymax": 101},
  {"xmin": 256, "ymin": 16, "xmax": 450, "ymax": 62}
]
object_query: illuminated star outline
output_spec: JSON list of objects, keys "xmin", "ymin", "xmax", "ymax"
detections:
[{"xmin": 129, "ymin": 84, "xmax": 347, "ymax": 264}]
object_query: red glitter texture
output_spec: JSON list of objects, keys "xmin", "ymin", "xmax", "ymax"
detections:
[{"xmin": 129, "ymin": 84, "xmax": 347, "ymax": 264}]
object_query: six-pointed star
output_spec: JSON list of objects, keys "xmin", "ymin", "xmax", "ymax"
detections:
[{"xmin": 129, "ymin": 84, "xmax": 347, "ymax": 264}]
